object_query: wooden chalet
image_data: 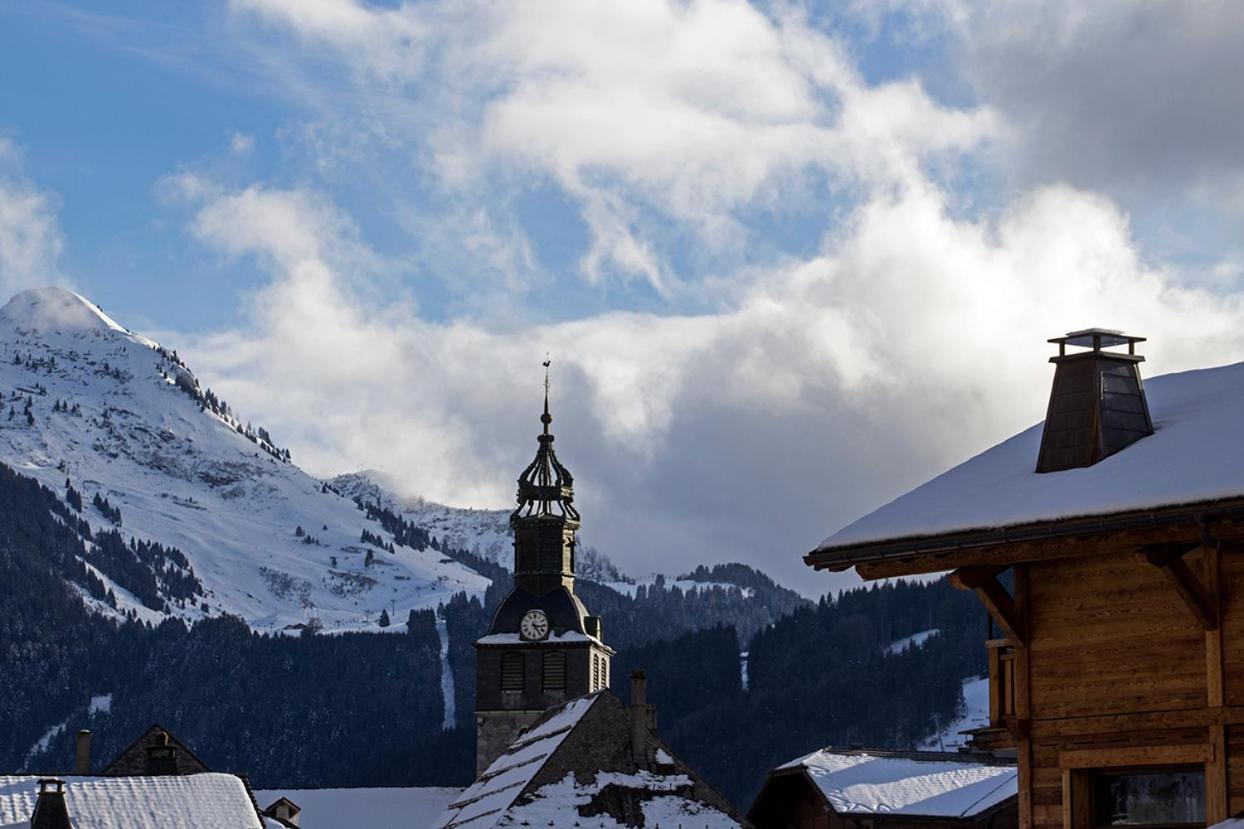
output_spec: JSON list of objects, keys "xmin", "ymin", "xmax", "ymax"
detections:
[
  {"xmin": 805, "ymin": 331, "xmax": 1244, "ymax": 829},
  {"xmin": 748, "ymin": 748, "xmax": 1018, "ymax": 829}
]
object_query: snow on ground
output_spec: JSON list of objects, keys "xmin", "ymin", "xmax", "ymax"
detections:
[
  {"xmin": 885, "ymin": 628, "xmax": 940, "ymax": 654},
  {"xmin": 920, "ymin": 676, "xmax": 990, "ymax": 751},
  {"xmin": 89, "ymin": 694, "xmax": 112, "ymax": 715},
  {"xmin": 783, "ymin": 750, "xmax": 1015, "ymax": 817},
  {"xmin": 253, "ymin": 787, "xmax": 461, "ymax": 829},
  {"xmin": 819, "ymin": 359, "xmax": 1244, "ymax": 550},
  {"xmin": 436, "ymin": 610, "xmax": 455, "ymax": 731},
  {"xmin": 23, "ymin": 720, "xmax": 67, "ymax": 769},
  {"xmin": 0, "ymin": 288, "xmax": 489, "ymax": 634}
]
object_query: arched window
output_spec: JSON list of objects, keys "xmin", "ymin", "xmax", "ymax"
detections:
[
  {"xmin": 542, "ymin": 652, "xmax": 566, "ymax": 691},
  {"xmin": 501, "ymin": 652, "xmax": 524, "ymax": 691}
]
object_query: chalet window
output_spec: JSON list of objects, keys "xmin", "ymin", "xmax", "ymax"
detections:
[
  {"xmin": 542, "ymin": 652, "xmax": 566, "ymax": 691},
  {"xmin": 501, "ymin": 652, "xmax": 524, "ymax": 692},
  {"xmin": 1090, "ymin": 768, "xmax": 1204, "ymax": 828}
]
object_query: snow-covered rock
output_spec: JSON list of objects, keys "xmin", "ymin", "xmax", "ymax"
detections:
[{"xmin": 0, "ymin": 287, "xmax": 488, "ymax": 634}]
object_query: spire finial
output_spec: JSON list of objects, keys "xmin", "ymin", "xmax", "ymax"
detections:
[{"xmin": 541, "ymin": 356, "xmax": 552, "ymax": 435}]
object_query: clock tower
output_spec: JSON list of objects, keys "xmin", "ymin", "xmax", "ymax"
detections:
[{"xmin": 473, "ymin": 369, "xmax": 613, "ymax": 774}]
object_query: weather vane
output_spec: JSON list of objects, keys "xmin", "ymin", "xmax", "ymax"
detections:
[{"xmin": 543, "ymin": 354, "xmax": 551, "ymax": 394}]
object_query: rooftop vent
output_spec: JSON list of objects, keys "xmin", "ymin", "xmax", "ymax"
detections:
[
  {"xmin": 1036, "ymin": 328, "xmax": 1153, "ymax": 473},
  {"xmin": 30, "ymin": 779, "xmax": 71, "ymax": 829}
]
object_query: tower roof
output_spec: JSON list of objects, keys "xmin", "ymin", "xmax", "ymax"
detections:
[{"xmin": 511, "ymin": 363, "xmax": 580, "ymax": 527}]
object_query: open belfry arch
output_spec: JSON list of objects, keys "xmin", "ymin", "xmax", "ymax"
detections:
[{"xmin": 805, "ymin": 330, "xmax": 1244, "ymax": 829}]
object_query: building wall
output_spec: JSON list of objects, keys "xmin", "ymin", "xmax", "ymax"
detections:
[
  {"xmin": 1018, "ymin": 546, "xmax": 1232, "ymax": 829},
  {"xmin": 475, "ymin": 643, "xmax": 612, "ymax": 773}
]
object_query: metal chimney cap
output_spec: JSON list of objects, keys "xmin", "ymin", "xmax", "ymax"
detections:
[{"xmin": 1049, "ymin": 328, "xmax": 1145, "ymax": 349}]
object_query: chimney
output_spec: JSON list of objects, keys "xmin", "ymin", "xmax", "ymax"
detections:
[
  {"xmin": 145, "ymin": 731, "xmax": 178, "ymax": 776},
  {"xmin": 1036, "ymin": 329, "xmax": 1153, "ymax": 473},
  {"xmin": 74, "ymin": 730, "xmax": 91, "ymax": 775},
  {"xmin": 30, "ymin": 779, "xmax": 72, "ymax": 829},
  {"xmin": 630, "ymin": 670, "xmax": 648, "ymax": 767}
]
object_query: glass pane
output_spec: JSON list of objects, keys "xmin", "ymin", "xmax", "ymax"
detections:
[{"xmin": 1093, "ymin": 769, "xmax": 1204, "ymax": 826}]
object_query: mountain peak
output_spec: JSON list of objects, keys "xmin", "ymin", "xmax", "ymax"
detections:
[{"xmin": 0, "ymin": 286, "xmax": 130, "ymax": 335}]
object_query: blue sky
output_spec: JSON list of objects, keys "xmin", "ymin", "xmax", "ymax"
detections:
[{"xmin": 3, "ymin": 0, "xmax": 1244, "ymax": 590}]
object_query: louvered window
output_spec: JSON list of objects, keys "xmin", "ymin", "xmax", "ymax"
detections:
[
  {"xmin": 592, "ymin": 654, "xmax": 601, "ymax": 690},
  {"xmin": 542, "ymin": 652, "xmax": 566, "ymax": 691},
  {"xmin": 501, "ymin": 652, "xmax": 524, "ymax": 691}
]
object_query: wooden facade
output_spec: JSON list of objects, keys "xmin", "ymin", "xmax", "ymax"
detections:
[{"xmin": 809, "ymin": 505, "xmax": 1244, "ymax": 829}]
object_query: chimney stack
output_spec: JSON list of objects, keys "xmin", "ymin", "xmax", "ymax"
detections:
[
  {"xmin": 74, "ymin": 730, "xmax": 91, "ymax": 775},
  {"xmin": 30, "ymin": 779, "xmax": 71, "ymax": 829},
  {"xmin": 1036, "ymin": 329, "xmax": 1153, "ymax": 473},
  {"xmin": 630, "ymin": 670, "xmax": 648, "ymax": 767}
]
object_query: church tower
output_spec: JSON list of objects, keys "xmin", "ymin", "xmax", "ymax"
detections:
[{"xmin": 473, "ymin": 369, "xmax": 613, "ymax": 774}]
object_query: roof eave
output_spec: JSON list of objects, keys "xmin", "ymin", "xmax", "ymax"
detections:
[{"xmin": 806, "ymin": 495, "xmax": 1244, "ymax": 576}]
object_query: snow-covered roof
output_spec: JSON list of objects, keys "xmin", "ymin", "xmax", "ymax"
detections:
[
  {"xmin": 253, "ymin": 787, "xmax": 462, "ymax": 829},
  {"xmin": 474, "ymin": 631, "xmax": 600, "ymax": 646},
  {"xmin": 0, "ymin": 773, "xmax": 264, "ymax": 828},
  {"xmin": 434, "ymin": 694, "xmax": 601, "ymax": 829},
  {"xmin": 434, "ymin": 690, "xmax": 743, "ymax": 829},
  {"xmin": 499, "ymin": 770, "xmax": 740, "ymax": 828},
  {"xmin": 818, "ymin": 361, "xmax": 1244, "ymax": 553},
  {"xmin": 780, "ymin": 751, "xmax": 1017, "ymax": 818}
]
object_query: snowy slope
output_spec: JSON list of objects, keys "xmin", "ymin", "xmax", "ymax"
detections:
[
  {"xmin": 920, "ymin": 676, "xmax": 990, "ymax": 751},
  {"xmin": 331, "ymin": 470, "xmax": 626, "ymax": 583},
  {"xmin": 0, "ymin": 287, "xmax": 488, "ymax": 633},
  {"xmin": 332, "ymin": 471, "xmax": 513, "ymax": 566}
]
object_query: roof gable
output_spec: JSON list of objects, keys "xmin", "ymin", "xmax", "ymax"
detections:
[{"xmin": 101, "ymin": 725, "xmax": 211, "ymax": 777}]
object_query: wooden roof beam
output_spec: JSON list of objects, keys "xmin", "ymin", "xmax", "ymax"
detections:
[
  {"xmin": 1135, "ymin": 543, "xmax": 1218, "ymax": 630},
  {"xmin": 949, "ymin": 567, "xmax": 1027, "ymax": 646}
]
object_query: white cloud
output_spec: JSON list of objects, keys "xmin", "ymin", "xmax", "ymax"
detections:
[
  {"xmin": 170, "ymin": 1, "xmax": 1244, "ymax": 591},
  {"xmin": 0, "ymin": 138, "xmax": 64, "ymax": 295},
  {"xmin": 172, "ymin": 173, "xmax": 1244, "ymax": 590},
  {"xmin": 229, "ymin": 0, "xmax": 995, "ymax": 291}
]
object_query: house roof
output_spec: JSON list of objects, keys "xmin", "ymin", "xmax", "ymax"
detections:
[
  {"xmin": 0, "ymin": 773, "xmax": 264, "ymax": 828},
  {"xmin": 100, "ymin": 724, "xmax": 211, "ymax": 777},
  {"xmin": 434, "ymin": 691, "xmax": 742, "ymax": 829},
  {"xmin": 435, "ymin": 694, "xmax": 600, "ymax": 829},
  {"xmin": 811, "ymin": 360, "xmax": 1244, "ymax": 566},
  {"xmin": 777, "ymin": 750, "xmax": 1017, "ymax": 818}
]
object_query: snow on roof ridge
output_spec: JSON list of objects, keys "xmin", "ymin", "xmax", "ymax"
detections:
[
  {"xmin": 784, "ymin": 750, "xmax": 1017, "ymax": 818},
  {"xmin": 817, "ymin": 359, "xmax": 1244, "ymax": 552}
]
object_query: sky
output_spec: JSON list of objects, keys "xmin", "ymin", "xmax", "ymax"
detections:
[{"xmin": 3, "ymin": 1, "xmax": 1244, "ymax": 593}]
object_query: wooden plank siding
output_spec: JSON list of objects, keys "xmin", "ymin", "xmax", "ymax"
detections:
[{"xmin": 1011, "ymin": 547, "xmax": 1242, "ymax": 829}]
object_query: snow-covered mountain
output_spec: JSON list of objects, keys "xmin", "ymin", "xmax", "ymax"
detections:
[
  {"xmin": 332, "ymin": 471, "xmax": 514, "ymax": 566},
  {"xmin": 330, "ymin": 470, "xmax": 629, "ymax": 584},
  {"xmin": 0, "ymin": 287, "xmax": 488, "ymax": 634}
]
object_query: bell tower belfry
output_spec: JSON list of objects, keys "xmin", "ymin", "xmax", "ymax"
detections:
[{"xmin": 473, "ymin": 365, "xmax": 613, "ymax": 774}]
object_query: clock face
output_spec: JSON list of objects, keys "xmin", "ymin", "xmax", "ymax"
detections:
[{"xmin": 520, "ymin": 609, "xmax": 550, "ymax": 641}]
